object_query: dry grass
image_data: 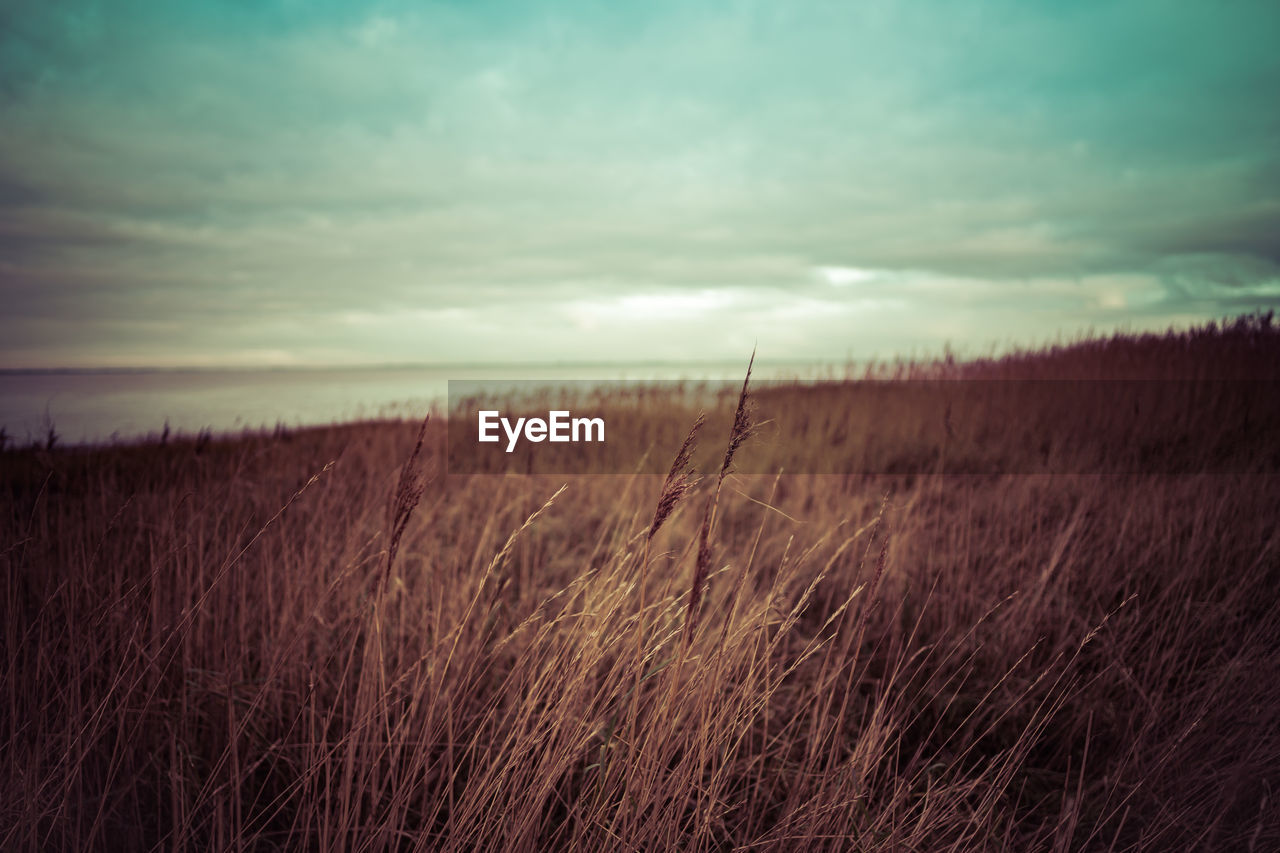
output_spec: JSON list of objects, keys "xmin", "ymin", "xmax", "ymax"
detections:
[{"xmin": 3, "ymin": 315, "xmax": 1279, "ymax": 851}]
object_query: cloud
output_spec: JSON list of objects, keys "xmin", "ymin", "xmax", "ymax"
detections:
[{"xmin": 1, "ymin": 0, "xmax": 1278, "ymax": 366}]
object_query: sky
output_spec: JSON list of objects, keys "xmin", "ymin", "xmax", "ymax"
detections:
[{"xmin": 1, "ymin": 0, "xmax": 1278, "ymax": 368}]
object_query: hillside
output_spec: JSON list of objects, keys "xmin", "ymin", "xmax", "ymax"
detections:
[{"xmin": 3, "ymin": 316, "xmax": 1278, "ymax": 850}]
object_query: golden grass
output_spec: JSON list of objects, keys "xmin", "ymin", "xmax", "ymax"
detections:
[{"xmin": 3, "ymin": 314, "xmax": 1279, "ymax": 850}]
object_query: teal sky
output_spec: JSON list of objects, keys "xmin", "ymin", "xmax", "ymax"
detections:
[{"xmin": 2, "ymin": 0, "xmax": 1278, "ymax": 367}]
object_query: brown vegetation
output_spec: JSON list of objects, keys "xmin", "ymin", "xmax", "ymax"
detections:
[{"xmin": 3, "ymin": 315, "xmax": 1279, "ymax": 850}]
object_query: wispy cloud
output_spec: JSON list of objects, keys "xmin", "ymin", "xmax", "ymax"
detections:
[{"xmin": 2, "ymin": 0, "xmax": 1278, "ymax": 366}]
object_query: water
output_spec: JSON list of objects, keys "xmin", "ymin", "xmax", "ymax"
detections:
[{"xmin": 0, "ymin": 362, "xmax": 838, "ymax": 446}]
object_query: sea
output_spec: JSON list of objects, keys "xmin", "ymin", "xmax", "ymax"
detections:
[{"xmin": 0, "ymin": 362, "xmax": 843, "ymax": 446}]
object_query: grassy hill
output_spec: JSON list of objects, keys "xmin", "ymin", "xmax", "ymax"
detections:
[{"xmin": 3, "ymin": 314, "xmax": 1278, "ymax": 850}]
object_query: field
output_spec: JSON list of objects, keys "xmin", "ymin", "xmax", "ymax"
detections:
[{"xmin": 3, "ymin": 315, "xmax": 1279, "ymax": 851}]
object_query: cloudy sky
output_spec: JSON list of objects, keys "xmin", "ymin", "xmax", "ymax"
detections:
[{"xmin": 2, "ymin": 0, "xmax": 1278, "ymax": 367}]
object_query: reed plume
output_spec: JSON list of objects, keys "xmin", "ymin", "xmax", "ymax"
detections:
[
  {"xmin": 385, "ymin": 414, "xmax": 430, "ymax": 585},
  {"xmin": 648, "ymin": 412, "xmax": 705, "ymax": 541},
  {"xmin": 685, "ymin": 350, "xmax": 757, "ymax": 643}
]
